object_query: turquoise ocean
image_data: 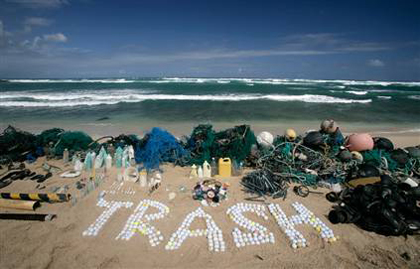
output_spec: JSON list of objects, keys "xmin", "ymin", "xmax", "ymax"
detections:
[{"xmin": 1, "ymin": 78, "xmax": 419, "ymax": 134}]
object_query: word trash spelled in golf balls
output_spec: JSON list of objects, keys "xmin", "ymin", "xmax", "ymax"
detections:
[
  {"xmin": 82, "ymin": 198, "xmax": 133, "ymax": 237},
  {"xmin": 227, "ymin": 203, "xmax": 275, "ymax": 248},
  {"xmin": 165, "ymin": 207, "xmax": 226, "ymax": 252},
  {"xmin": 115, "ymin": 199, "xmax": 169, "ymax": 247},
  {"xmin": 268, "ymin": 202, "xmax": 337, "ymax": 249}
]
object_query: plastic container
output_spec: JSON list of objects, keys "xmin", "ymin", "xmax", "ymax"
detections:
[
  {"xmin": 63, "ymin": 148, "xmax": 69, "ymax": 164},
  {"xmin": 105, "ymin": 154, "xmax": 112, "ymax": 170},
  {"xmin": 139, "ymin": 170, "xmax": 147, "ymax": 187},
  {"xmin": 218, "ymin": 158, "xmax": 232, "ymax": 177},
  {"xmin": 211, "ymin": 158, "xmax": 218, "ymax": 177},
  {"xmin": 203, "ymin": 161, "xmax": 211, "ymax": 178},
  {"xmin": 198, "ymin": 166, "xmax": 203, "ymax": 178},
  {"xmin": 190, "ymin": 164, "xmax": 198, "ymax": 179}
]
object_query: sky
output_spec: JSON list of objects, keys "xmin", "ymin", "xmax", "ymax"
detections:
[{"xmin": 0, "ymin": 0, "xmax": 419, "ymax": 80}]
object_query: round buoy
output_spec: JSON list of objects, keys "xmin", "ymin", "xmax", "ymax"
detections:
[
  {"xmin": 345, "ymin": 133, "xmax": 374, "ymax": 152},
  {"xmin": 285, "ymin": 129, "xmax": 297, "ymax": 141},
  {"xmin": 351, "ymin": 151, "xmax": 364, "ymax": 163},
  {"xmin": 257, "ymin": 131, "xmax": 274, "ymax": 147},
  {"xmin": 320, "ymin": 119, "xmax": 338, "ymax": 134}
]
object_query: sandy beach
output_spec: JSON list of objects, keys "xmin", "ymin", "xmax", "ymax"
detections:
[{"xmin": 0, "ymin": 127, "xmax": 419, "ymax": 269}]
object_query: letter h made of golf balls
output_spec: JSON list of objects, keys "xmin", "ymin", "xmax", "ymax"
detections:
[{"xmin": 268, "ymin": 202, "xmax": 337, "ymax": 249}]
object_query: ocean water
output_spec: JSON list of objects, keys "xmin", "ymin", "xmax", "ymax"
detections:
[{"xmin": 0, "ymin": 78, "xmax": 419, "ymax": 134}]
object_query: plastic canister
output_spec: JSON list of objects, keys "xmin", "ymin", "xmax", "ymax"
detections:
[
  {"xmin": 218, "ymin": 158, "xmax": 232, "ymax": 177},
  {"xmin": 139, "ymin": 170, "xmax": 147, "ymax": 187},
  {"xmin": 63, "ymin": 148, "xmax": 69, "ymax": 164},
  {"xmin": 203, "ymin": 161, "xmax": 211, "ymax": 178}
]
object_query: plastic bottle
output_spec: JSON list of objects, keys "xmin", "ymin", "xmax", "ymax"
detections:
[
  {"xmin": 107, "ymin": 144, "xmax": 115, "ymax": 158},
  {"xmin": 203, "ymin": 161, "xmax": 211, "ymax": 178},
  {"xmin": 211, "ymin": 158, "xmax": 218, "ymax": 176},
  {"xmin": 63, "ymin": 148, "xmax": 69, "ymax": 164},
  {"xmin": 189, "ymin": 164, "xmax": 198, "ymax": 179},
  {"xmin": 139, "ymin": 170, "xmax": 147, "ymax": 187},
  {"xmin": 105, "ymin": 154, "xmax": 112, "ymax": 170},
  {"xmin": 232, "ymin": 159, "xmax": 238, "ymax": 176},
  {"xmin": 198, "ymin": 166, "xmax": 203, "ymax": 178}
]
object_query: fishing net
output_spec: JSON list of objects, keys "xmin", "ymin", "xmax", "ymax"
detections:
[
  {"xmin": 186, "ymin": 124, "xmax": 256, "ymax": 165},
  {"xmin": 135, "ymin": 127, "xmax": 187, "ymax": 171},
  {"xmin": 362, "ymin": 149, "xmax": 398, "ymax": 171},
  {"xmin": 36, "ymin": 128, "xmax": 64, "ymax": 147},
  {"xmin": 185, "ymin": 124, "xmax": 215, "ymax": 165},
  {"xmin": 211, "ymin": 125, "xmax": 256, "ymax": 163},
  {"xmin": 0, "ymin": 126, "xmax": 37, "ymax": 163},
  {"xmin": 54, "ymin": 131, "xmax": 94, "ymax": 156}
]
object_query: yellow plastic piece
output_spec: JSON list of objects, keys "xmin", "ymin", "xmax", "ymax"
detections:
[{"xmin": 218, "ymin": 158, "xmax": 232, "ymax": 177}]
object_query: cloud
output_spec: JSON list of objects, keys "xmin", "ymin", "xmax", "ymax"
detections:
[
  {"xmin": 23, "ymin": 17, "xmax": 53, "ymax": 32},
  {"xmin": 43, "ymin": 33, "xmax": 67, "ymax": 42},
  {"xmin": 368, "ymin": 59, "xmax": 385, "ymax": 67},
  {"xmin": 280, "ymin": 33, "xmax": 391, "ymax": 52},
  {"xmin": 0, "ymin": 20, "xmax": 14, "ymax": 48},
  {"xmin": 6, "ymin": 0, "xmax": 68, "ymax": 9}
]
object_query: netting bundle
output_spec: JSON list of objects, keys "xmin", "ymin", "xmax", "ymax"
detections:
[
  {"xmin": 135, "ymin": 127, "xmax": 187, "ymax": 171},
  {"xmin": 362, "ymin": 149, "xmax": 398, "ymax": 171},
  {"xmin": 185, "ymin": 124, "xmax": 215, "ymax": 165},
  {"xmin": 36, "ymin": 128, "xmax": 64, "ymax": 147},
  {"xmin": 212, "ymin": 125, "xmax": 257, "ymax": 163},
  {"xmin": 0, "ymin": 126, "xmax": 37, "ymax": 163},
  {"xmin": 54, "ymin": 131, "xmax": 94, "ymax": 156}
]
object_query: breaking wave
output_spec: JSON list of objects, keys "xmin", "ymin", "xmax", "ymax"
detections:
[
  {"xmin": 345, "ymin": 91, "xmax": 368, "ymax": 95},
  {"xmin": 7, "ymin": 79, "xmax": 135, "ymax": 83},
  {"xmin": 0, "ymin": 92, "xmax": 372, "ymax": 107}
]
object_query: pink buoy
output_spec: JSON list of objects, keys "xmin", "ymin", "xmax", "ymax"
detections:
[{"xmin": 345, "ymin": 133, "xmax": 374, "ymax": 152}]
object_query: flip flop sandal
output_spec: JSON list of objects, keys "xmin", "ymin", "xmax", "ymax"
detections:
[
  {"xmin": 0, "ymin": 170, "xmax": 21, "ymax": 181},
  {"xmin": 0, "ymin": 179, "xmax": 12, "ymax": 189},
  {"xmin": 31, "ymin": 174, "xmax": 44, "ymax": 181},
  {"xmin": 37, "ymin": 172, "xmax": 52, "ymax": 183},
  {"xmin": 11, "ymin": 170, "xmax": 30, "ymax": 181}
]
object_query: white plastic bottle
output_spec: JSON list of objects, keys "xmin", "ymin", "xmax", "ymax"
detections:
[
  {"xmin": 63, "ymin": 148, "xmax": 69, "ymax": 164},
  {"xmin": 198, "ymin": 166, "xmax": 203, "ymax": 178},
  {"xmin": 105, "ymin": 154, "xmax": 112, "ymax": 170},
  {"xmin": 203, "ymin": 161, "xmax": 211, "ymax": 178}
]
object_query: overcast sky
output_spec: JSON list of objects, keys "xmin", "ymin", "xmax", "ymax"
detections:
[{"xmin": 0, "ymin": 0, "xmax": 419, "ymax": 80}]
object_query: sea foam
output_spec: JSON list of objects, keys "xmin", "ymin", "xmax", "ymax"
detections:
[{"xmin": 0, "ymin": 92, "xmax": 372, "ymax": 107}]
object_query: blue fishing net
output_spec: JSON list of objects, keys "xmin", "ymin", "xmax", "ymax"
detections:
[{"xmin": 135, "ymin": 127, "xmax": 187, "ymax": 171}]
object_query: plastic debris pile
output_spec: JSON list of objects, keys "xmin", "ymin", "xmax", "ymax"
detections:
[
  {"xmin": 186, "ymin": 124, "xmax": 256, "ymax": 165},
  {"xmin": 36, "ymin": 128, "xmax": 64, "ymax": 148},
  {"xmin": 241, "ymin": 169, "xmax": 289, "ymax": 199},
  {"xmin": 135, "ymin": 127, "xmax": 187, "ymax": 171},
  {"xmin": 192, "ymin": 179, "xmax": 228, "ymax": 205},
  {"xmin": 0, "ymin": 126, "xmax": 37, "ymax": 163},
  {"xmin": 327, "ymin": 174, "xmax": 420, "ymax": 236},
  {"xmin": 54, "ymin": 131, "xmax": 95, "ymax": 156}
]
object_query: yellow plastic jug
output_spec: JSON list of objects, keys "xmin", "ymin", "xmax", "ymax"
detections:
[{"xmin": 218, "ymin": 158, "xmax": 232, "ymax": 177}]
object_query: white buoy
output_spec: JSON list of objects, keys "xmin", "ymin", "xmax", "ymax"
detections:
[{"xmin": 257, "ymin": 131, "xmax": 274, "ymax": 148}]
